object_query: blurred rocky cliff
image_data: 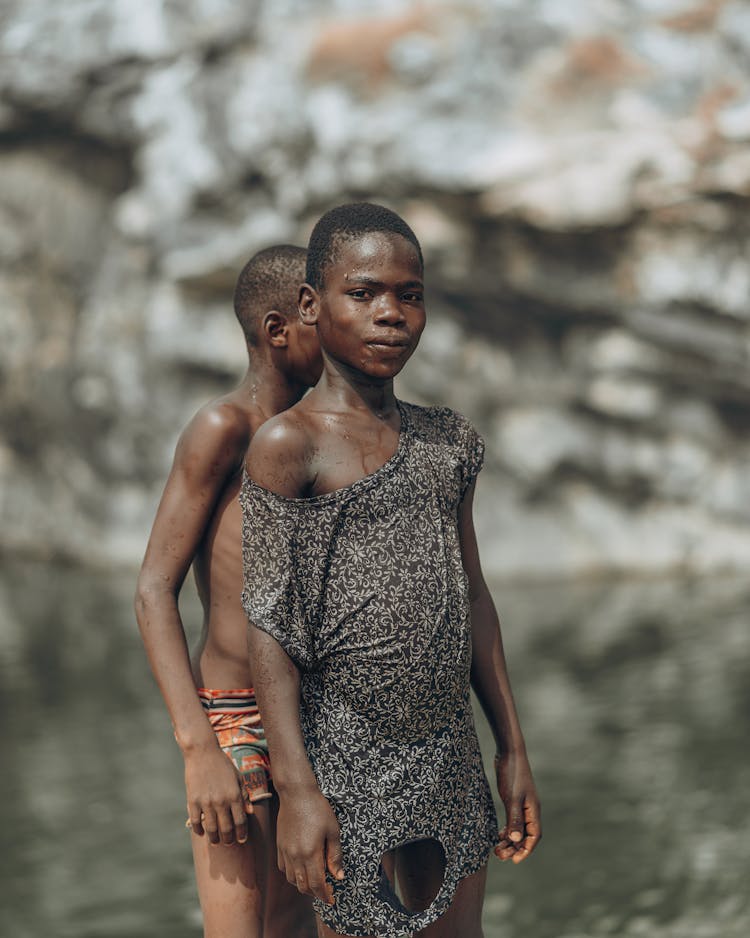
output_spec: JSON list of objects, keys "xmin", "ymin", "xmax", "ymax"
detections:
[{"xmin": 2, "ymin": 0, "xmax": 749, "ymax": 577}]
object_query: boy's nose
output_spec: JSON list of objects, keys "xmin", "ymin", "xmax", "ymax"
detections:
[{"xmin": 374, "ymin": 297, "xmax": 405, "ymax": 325}]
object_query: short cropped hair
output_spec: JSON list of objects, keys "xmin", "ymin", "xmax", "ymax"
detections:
[
  {"xmin": 306, "ymin": 202, "xmax": 423, "ymax": 290},
  {"xmin": 233, "ymin": 245, "xmax": 307, "ymax": 346}
]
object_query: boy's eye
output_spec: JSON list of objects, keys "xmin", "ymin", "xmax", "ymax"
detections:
[
  {"xmin": 348, "ymin": 289, "xmax": 371, "ymax": 299},
  {"xmin": 402, "ymin": 292, "xmax": 423, "ymax": 302}
]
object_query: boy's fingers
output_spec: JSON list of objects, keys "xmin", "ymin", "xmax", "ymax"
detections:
[
  {"xmin": 202, "ymin": 807, "xmax": 220, "ymax": 845},
  {"xmin": 511, "ymin": 829, "xmax": 539, "ymax": 863},
  {"xmin": 292, "ymin": 867, "xmax": 310, "ymax": 895},
  {"xmin": 280, "ymin": 852, "xmax": 295, "ymax": 886},
  {"xmin": 518, "ymin": 820, "xmax": 541, "ymax": 860},
  {"xmin": 511, "ymin": 845, "xmax": 532, "ymax": 864},
  {"xmin": 187, "ymin": 805, "xmax": 204, "ymax": 836},
  {"xmin": 326, "ymin": 833, "xmax": 345, "ymax": 881},
  {"xmin": 525, "ymin": 799, "xmax": 542, "ymax": 841},
  {"xmin": 497, "ymin": 800, "xmax": 541, "ymax": 863},
  {"xmin": 230, "ymin": 801, "xmax": 249, "ymax": 844},
  {"xmin": 305, "ymin": 858, "xmax": 333, "ymax": 905},
  {"xmin": 217, "ymin": 806, "xmax": 237, "ymax": 845},
  {"xmin": 494, "ymin": 842, "xmax": 517, "ymax": 861}
]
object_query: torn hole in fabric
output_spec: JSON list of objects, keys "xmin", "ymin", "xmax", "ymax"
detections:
[{"xmin": 378, "ymin": 838, "xmax": 446, "ymax": 916}]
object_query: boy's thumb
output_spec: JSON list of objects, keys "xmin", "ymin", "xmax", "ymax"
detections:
[
  {"xmin": 507, "ymin": 803, "xmax": 524, "ymax": 843},
  {"xmin": 326, "ymin": 835, "xmax": 345, "ymax": 880}
]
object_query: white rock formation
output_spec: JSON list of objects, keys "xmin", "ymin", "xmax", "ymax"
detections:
[{"xmin": 1, "ymin": 0, "xmax": 749, "ymax": 577}]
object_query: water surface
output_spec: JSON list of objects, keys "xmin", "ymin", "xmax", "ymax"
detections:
[{"xmin": 0, "ymin": 562, "xmax": 748, "ymax": 937}]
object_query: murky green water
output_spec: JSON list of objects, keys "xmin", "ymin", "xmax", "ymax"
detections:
[{"xmin": 1, "ymin": 561, "xmax": 748, "ymax": 937}]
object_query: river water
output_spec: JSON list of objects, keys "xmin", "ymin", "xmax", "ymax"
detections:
[{"xmin": 0, "ymin": 561, "xmax": 748, "ymax": 937}]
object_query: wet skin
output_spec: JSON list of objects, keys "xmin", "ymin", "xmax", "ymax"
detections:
[
  {"xmin": 245, "ymin": 231, "xmax": 541, "ymax": 937},
  {"xmin": 190, "ymin": 320, "xmax": 322, "ymax": 690},
  {"xmin": 249, "ymin": 232, "xmax": 426, "ymax": 500},
  {"xmin": 135, "ymin": 293, "xmax": 321, "ymax": 938}
]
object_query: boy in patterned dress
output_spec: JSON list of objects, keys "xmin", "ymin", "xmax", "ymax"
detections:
[
  {"xmin": 135, "ymin": 246, "xmax": 321, "ymax": 938},
  {"xmin": 241, "ymin": 205, "xmax": 541, "ymax": 938}
]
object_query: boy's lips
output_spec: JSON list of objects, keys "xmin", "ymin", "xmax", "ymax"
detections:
[{"xmin": 365, "ymin": 337, "xmax": 410, "ymax": 348}]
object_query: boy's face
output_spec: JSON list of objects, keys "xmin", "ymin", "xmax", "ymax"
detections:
[{"xmin": 310, "ymin": 231, "xmax": 425, "ymax": 381}]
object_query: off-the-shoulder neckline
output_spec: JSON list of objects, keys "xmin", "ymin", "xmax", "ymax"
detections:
[{"xmin": 242, "ymin": 400, "xmax": 411, "ymax": 507}]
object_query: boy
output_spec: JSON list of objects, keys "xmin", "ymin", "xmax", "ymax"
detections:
[
  {"xmin": 241, "ymin": 204, "xmax": 541, "ymax": 938},
  {"xmin": 135, "ymin": 245, "xmax": 321, "ymax": 938}
]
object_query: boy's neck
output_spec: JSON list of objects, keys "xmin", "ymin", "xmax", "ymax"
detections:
[
  {"xmin": 236, "ymin": 362, "xmax": 306, "ymax": 419},
  {"xmin": 315, "ymin": 366, "xmax": 398, "ymax": 418}
]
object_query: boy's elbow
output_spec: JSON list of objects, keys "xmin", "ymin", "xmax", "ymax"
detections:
[
  {"xmin": 468, "ymin": 579, "xmax": 490, "ymax": 608},
  {"xmin": 133, "ymin": 579, "xmax": 150, "ymax": 627},
  {"xmin": 134, "ymin": 572, "xmax": 175, "ymax": 623}
]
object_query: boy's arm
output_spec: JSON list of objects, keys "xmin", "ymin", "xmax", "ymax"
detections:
[
  {"xmin": 249, "ymin": 625, "xmax": 344, "ymax": 905},
  {"xmin": 244, "ymin": 423, "xmax": 344, "ymax": 905},
  {"xmin": 134, "ymin": 404, "xmax": 249, "ymax": 846},
  {"xmin": 459, "ymin": 481, "xmax": 542, "ymax": 864}
]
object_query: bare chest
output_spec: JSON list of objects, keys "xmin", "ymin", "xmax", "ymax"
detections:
[{"xmin": 310, "ymin": 421, "xmax": 401, "ymax": 497}]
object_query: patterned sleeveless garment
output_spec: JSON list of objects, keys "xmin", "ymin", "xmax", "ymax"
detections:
[{"xmin": 241, "ymin": 402, "xmax": 498, "ymax": 937}]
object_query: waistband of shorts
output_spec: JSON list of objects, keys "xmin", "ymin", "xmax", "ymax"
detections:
[{"xmin": 197, "ymin": 688, "xmax": 258, "ymax": 712}]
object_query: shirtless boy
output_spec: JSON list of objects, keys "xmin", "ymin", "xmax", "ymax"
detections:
[
  {"xmin": 241, "ymin": 205, "xmax": 541, "ymax": 938},
  {"xmin": 135, "ymin": 245, "xmax": 321, "ymax": 938}
]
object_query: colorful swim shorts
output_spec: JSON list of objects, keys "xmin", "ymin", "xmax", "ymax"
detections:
[{"xmin": 198, "ymin": 688, "xmax": 272, "ymax": 811}]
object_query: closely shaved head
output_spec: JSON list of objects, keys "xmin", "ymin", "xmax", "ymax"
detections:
[
  {"xmin": 306, "ymin": 202, "xmax": 423, "ymax": 291},
  {"xmin": 233, "ymin": 245, "xmax": 307, "ymax": 346}
]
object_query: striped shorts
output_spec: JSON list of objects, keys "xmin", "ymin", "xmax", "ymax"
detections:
[{"xmin": 198, "ymin": 687, "xmax": 273, "ymax": 810}]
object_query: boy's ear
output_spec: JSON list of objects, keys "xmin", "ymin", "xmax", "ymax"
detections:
[
  {"xmin": 299, "ymin": 284, "xmax": 319, "ymax": 325},
  {"xmin": 262, "ymin": 311, "xmax": 289, "ymax": 348}
]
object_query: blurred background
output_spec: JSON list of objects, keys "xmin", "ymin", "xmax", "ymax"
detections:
[{"xmin": 1, "ymin": 0, "xmax": 749, "ymax": 935}]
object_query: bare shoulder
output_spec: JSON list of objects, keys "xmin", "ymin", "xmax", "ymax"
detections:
[
  {"xmin": 175, "ymin": 397, "xmax": 252, "ymax": 481},
  {"xmin": 138, "ymin": 398, "xmax": 254, "ymax": 581},
  {"xmin": 245, "ymin": 408, "xmax": 314, "ymax": 497}
]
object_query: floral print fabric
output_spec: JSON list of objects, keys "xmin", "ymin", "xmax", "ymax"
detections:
[{"xmin": 241, "ymin": 402, "xmax": 498, "ymax": 937}]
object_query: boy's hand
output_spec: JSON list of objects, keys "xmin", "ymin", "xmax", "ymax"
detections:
[
  {"xmin": 276, "ymin": 787, "xmax": 344, "ymax": 905},
  {"xmin": 184, "ymin": 745, "xmax": 249, "ymax": 846},
  {"xmin": 494, "ymin": 751, "xmax": 541, "ymax": 864}
]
